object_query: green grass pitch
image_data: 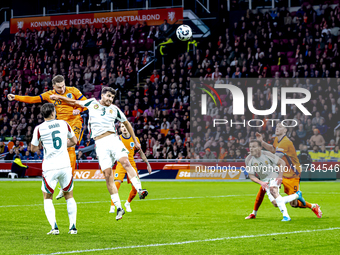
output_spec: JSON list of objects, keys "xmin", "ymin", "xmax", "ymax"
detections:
[{"xmin": 0, "ymin": 180, "xmax": 339, "ymax": 254}]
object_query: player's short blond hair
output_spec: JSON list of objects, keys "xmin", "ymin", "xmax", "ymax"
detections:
[
  {"xmin": 52, "ymin": 75, "xmax": 65, "ymax": 85},
  {"xmin": 249, "ymin": 139, "xmax": 261, "ymax": 147}
]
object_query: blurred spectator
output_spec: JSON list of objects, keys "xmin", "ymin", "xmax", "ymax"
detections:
[
  {"xmin": 203, "ymin": 148, "xmax": 216, "ymax": 160},
  {"xmin": 11, "ymin": 156, "xmax": 28, "ymax": 178},
  {"xmin": 309, "ymin": 146, "xmax": 320, "ymax": 161},
  {"xmin": 309, "ymin": 129, "xmax": 326, "ymax": 147}
]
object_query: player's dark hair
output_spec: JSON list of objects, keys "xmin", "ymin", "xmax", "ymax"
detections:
[
  {"xmin": 41, "ymin": 103, "xmax": 55, "ymax": 119},
  {"xmin": 249, "ymin": 139, "xmax": 262, "ymax": 147},
  {"xmin": 52, "ymin": 75, "xmax": 65, "ymax": 85},
  {"xmin": 102, "ymin": 87, "xmax": 117, "ymax": 96}
]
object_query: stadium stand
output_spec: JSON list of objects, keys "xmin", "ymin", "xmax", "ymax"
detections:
[{"xmin": 0, "ymin": 2, "xmax": 340, "ymax": 162}]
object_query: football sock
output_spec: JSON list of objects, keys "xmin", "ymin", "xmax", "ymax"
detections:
[
  {"xmin": 111, "ymin": 193, "xmax": 122, "ymax": 209},
  {"xmin": 254, "ymin": 187, "xmax": 266, "ymax": 211},
  {"xmin": 282, "ymin": 193, "xmax": 298, "ymax": 204},
  {"xmin": 128, "ymin": 186, "xmax": 137, "ymax": 203},
  {"xmin": 252, "ymin": 210, "xmax": 257, "ymax": 216},
  {"xmin": 44, "ymin": 199, "xmax": 57, "ymax": 229},
  {"xmin": 298, "ymin": 200, "xmax": 312, "ymax": 208},
  {"xmin": 111, "ymin": 182, "xmax": 121, "ymax": 206},
  {"xmin": 276, "ymin": 195, "xmax": 289, "ymax": 218},
  {"xmin": 130, "ymin": 176, "xmax": 142, "ymax": 191},
  {"xmin": 67, "ymin": 147, "xmax": 76, "ymax": 175},
  {"xmin": 66, "ymin": 198, "xmax": 77, "ymax": 229}
]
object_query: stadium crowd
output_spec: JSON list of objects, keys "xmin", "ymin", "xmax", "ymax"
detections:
[
  {"xmin": 0, "ymin": 19, "xmax": 192, "ymax": 161},
  {"xmin": 0, "ymin": 2, "xmax": 340, "ymax": 162}
]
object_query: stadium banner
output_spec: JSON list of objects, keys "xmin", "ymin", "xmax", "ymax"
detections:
[{"xmin": 10, "ymin": 8, "xmax": 183, "ymax": 33}]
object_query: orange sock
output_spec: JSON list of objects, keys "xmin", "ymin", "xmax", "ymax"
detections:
[
  {"xmin": 67, "ymin": 147, "xmax": 76, "ymax": 176},
  {"xmin": 111, "ymin": 182, "xmax": 121, "ymax": 206},
  {"xmin": 254, "ymin": 187, "xmax": 266, "ymax": 211},
  {"xmin": 127, "ymin": 186, "xmax": 137, "ymax": 203},
  {"xmin": 298, "ymin": 200, "xmax": 312, "ymax": 209}
]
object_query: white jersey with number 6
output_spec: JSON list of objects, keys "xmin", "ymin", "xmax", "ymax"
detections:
[
  {"xmin": 78, "ymin": 99, "xmax": 127, "ymax": 138},
  {"xmin": 31, "ymin": 119, "xmax": 75, "ymax": 172}
]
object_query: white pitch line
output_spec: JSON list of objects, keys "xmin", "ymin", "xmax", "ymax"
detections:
[
  {"xmin": 35, "ymin": 227, "xmax": 340, "ymax": 255},
  {"xmin": 0, "ymin": 194, "xmax": 254, "ymax": 208}
]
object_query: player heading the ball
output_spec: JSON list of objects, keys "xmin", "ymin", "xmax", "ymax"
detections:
[{"xmin": 50, "ymin": 87, "xmax": 149, "ymax": 221}]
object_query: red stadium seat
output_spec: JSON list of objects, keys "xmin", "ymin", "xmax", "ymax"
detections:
[
  {"xmin": 280, "ymin": 65, "xmax": 289, "ymax": 71},
  {"xmin": 286, "ymin": 51, "xmax": 294, "ymax": 58},
  {"xmin": 199, "ymin": 152, "xmax": 205, "ymax": 158},
  {"xmin": 86, "ymin": 156, "xmax": 92, "ymax": 160},
  {"xmin": 93, "ymin": 91, "xmax": 100, "ymax": 99},
  {"xmin": 273, "ymin": 39, "xmax": 279, "ymax": 44},
  {"xmin": 145, "ymin": 38, "xmax": 154, "ymax": 50},
  {"xmin": 24, "ymin": 70, "xmax": 31, "ymax": 76},
  {"xmin": 282, "ymin": 39, "xmax": 289, "ymax": 44},
  {"xmin": 271, "ymin": 65, "xmax": 280, "ymax": 75},
  {"xmin": 122, "ymin": 40, "xmax": 129, "ymax": 49},
  {"xmin": 139, "ymin": 32, "xmax": 146, "ymax": 39},
  {"xmin": 212, "ymin": 151, "xmax": 217, "ymax": 158},
  {"xmin": 137, "ymin": 38, "xmax": 145, "ymax": 49},
  {"xmin": 130, "ymin": 40, "xmax": 137, "ymax": 48},
  {"xmin": 288, "ymin": 58, "xmax": 296, "ymax": 65}
]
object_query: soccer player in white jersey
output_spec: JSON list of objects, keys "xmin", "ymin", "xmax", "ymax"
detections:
[
  {"xmin": 31, "ymin": 103, "xmax": 78, "ymax": 235},
  {"xmin": 245, "ymin": 140, "xmax": 306, "ymax": 221},
  {"xmin": 50, "ymin": 87, "xmax": 148, "ymax": 219}
]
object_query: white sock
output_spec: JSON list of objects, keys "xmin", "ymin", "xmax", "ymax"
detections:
[
  {"xmin": 44, "ymin": 199, "xmax": 57, "ymax": 229},
  {"xmin": 282, "ymin": 193, "xmax": 298, "ymax": 204},
  {"xmin": 66, "ymin": 198, "xmax": 77, "ymax": 229},
  {"xmin": 130, "ymin": 176, "xmax": 142, "ymax": 191},
  {"xmin": 276, "ymin": 195, "xmax": 289, "ymax": 218},
  {"xmin": 111, "ymin": 193, "xmax": 122, "ymax": 209},
  {"xmin": 252, "ymin": 210, "xmax": 257, "ymax": 216}
]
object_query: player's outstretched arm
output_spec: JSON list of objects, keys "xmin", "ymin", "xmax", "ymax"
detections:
[
  {"xmin": 249, "ymin": 174, "xmax": 268, "ymax": 191},
  {"xmin": 123, "ymin": 120, "xmax": 141, "ymax": 150},
  {"xmin": 8, "ymin": 94, "xmax": 43, "ymax": 104},
  {"xmin": 255, "ymin": 132, "xmax": 275, "ymax": 153},
  {"xmin": 50, "ymin": 94, "xmax": 84, "ymax": 108},
  {"xmin": 138, "ymin": 149, "xmax": 152, "ymax": 174}
]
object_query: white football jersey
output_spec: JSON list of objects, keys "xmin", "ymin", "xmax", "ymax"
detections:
[
  {"xmin": 79, "ymin": 99, "xmax": 127, "ymax": 138},
  {"xmin": 245, "ymin": 150, "xmax": 281, "ymax": 182},
  {"xmin": 31, "ymin": 119, "xmax": 75, "ymax": 172}
]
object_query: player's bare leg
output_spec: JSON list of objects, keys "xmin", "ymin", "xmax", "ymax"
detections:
[
  {"xmin": 110, "ymin": 180, "xmax": 122, "ymax": 213},
  {"xmin": 43, "ymin": 192, "xmax": 59, "ymax": 235},
  {"xmin": 119, "ymin": 156, "xmax": 148, "ymax": 199},
  {"xmin": 103, "ymin": 168, "xmax": 125, "ymax": 220},
  {"xmin": 64, "ymin": 190, "xmax": 77, "ymax": 234},
  {"xmin": 245, "ymin": 187, "xmax": 266, "ymax": 219},
  {"xmin": 289, "ymin": 196, "xmax": 322, "ymax": 218},
  {"xmin": 125, "ymin": 185, "xmax": 137, "ymax": 212}
]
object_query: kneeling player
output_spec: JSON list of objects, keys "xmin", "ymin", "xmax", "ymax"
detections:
[
  {"xmin": 110, "ymin": 123, "xmax": 152, "ymax": 213},
  {"xmin": 245, "ymin": 140, "xmax": 306, "ymax": 221},
  {"xmin": 31, "ymin": 103, "xmax": 78, "ymax": 234}
]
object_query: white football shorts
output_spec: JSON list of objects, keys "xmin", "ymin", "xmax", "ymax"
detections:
[
  {"xmin": 41, "ymin": 167, "xmax": 73, "ymax": 194},
  {"xmin": 95, "ymin": 134, "xmax": 129, "ymax": 171}
]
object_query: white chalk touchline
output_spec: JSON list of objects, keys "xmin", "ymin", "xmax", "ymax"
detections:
[
  {"xmin": 0, "ymin": 194, "xmax": 254, "ymax": 208},
  {"xmin": 34, "ymin": 227, "xmax": 340, "ymax": 255}
]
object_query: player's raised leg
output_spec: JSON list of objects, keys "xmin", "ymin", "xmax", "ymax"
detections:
[{"xmin": 118, "ymin": 156, "xmax": 148, "ymax": 199}]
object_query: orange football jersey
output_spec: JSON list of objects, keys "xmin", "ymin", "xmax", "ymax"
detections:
[
  {"xmin": 118, "ymin": 134, "xmax": 140, "ymax": 168},
  {"xmin": 15, "ymin": 87, "xmax": 87, "ymax": 126},
  {"xmin": 273, "ymin": 135, "xmax": 301, "ymax": 178}
]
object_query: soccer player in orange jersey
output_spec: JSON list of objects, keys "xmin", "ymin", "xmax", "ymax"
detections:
[
  {"xmin": 245, "ymin": 123, "xmax": 322, "ymax": 219},
  {"xmin": 7, "ymin": 75, "xmax": 87, "ymax": 200},
  {"xmin": 110, "ymin": 122, "xmax": 152, "ymax": 213}
]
